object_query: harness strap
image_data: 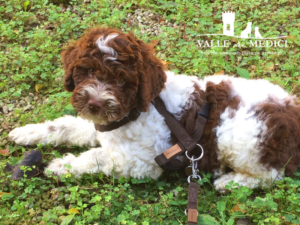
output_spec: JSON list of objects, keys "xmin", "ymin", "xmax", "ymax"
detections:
[{"xmin": 152, "ymin": 97, "xmax": 208, "ymax": 169}]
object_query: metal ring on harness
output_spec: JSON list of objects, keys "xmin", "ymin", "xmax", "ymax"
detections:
[{"xmin": 185, "ymin": 144, "xmax": 204, "ymax": 161}]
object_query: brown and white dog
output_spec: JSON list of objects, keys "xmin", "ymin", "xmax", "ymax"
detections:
[{"xmin": 9, "ymin": 27, "xmax": 300, "ymax": 191}]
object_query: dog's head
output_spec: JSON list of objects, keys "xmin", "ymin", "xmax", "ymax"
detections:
[{"xmin": 61, "ymin": 27, "xmax": 166, "ymax": 125}]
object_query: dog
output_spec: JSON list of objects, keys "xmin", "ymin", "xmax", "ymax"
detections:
[
  {"xmin": 240, "ymin": 22, "xmax": 252, "ymax": 38},
  {"xmin": 255, "ymin": 27, "xmax": 263, "ymax": 39},
  {"xmin": 9, "ymin": 27, "xmax": 300, "ymax": 191}
]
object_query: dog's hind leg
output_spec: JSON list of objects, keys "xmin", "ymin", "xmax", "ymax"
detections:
[
  {"xmin": 214, "ymin": 169, "xmax": 283, "ymax": 192},
  {"xmin": 8, "ymin": 115, "xmax": 100, "ymax": 147},
  {"xmin": 212, "ymin": 153, "xmax": 284, "ymax": 192}
]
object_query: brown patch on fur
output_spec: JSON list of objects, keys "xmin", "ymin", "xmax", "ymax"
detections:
[
  {"xmin": 176, "ymin": 80, "xmax": 241, "ymax": 173},
  {"xmin": 178, "ymin": 83, "xmax": 206, "ymax": 134},
  {"xmin": 255, "ymin": 98, "xmax": 300, "ymax": 176},
  {"xmin": 60, "ymin": 27, "xmax": 166, "ymax": 123}
]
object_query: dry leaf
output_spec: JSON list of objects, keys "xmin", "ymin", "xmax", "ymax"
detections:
[
  {"xmin": 68, "ymin": 208, "xmax": 80, "ymax": 215},
  {"xmin": 232, "ymin": 204, "xmax": 246, "ymax": 213},
  {"xmin": 225, "ymin": 55, "xmax": 229, "ymax": 62},
  {"xmin": 213, "ymin": 19, "xmax": 222, "ymax": 24},
  {"xmin": 0, "ymin": 192, "xmax": 10, "ymax": 198},
  {"xmin": 249, "ymin": 65, "xmax": 257, "ymax": 71},
  {"xmin": 231, "ymin": 37, "xmax": 237, "ymax": 43},
  {"xmin": 265, "ymin": 63, "xmax": 274, "ymax": 72},
  {"xmin": 215, "ymin": 70, "xmax": 225, "ymax": 75},
  {"xmin": 0, "ymin": 149, "xmax": 9, "ymax": 156},
  {"xmin": 127, "ymin": 19, "xmax": 130, "ymax": 27},
  {"xmin": 285, "ymin": 35, "xmax": 295, "ymax": 41},
  {"xmin": 35, "ymin": 84, "xmax": 44, "ymax": 93}
]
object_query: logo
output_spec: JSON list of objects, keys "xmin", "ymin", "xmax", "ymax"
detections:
[{"xmin": 197, "ymin": 11, "xmax": 288, "ymax": 49}]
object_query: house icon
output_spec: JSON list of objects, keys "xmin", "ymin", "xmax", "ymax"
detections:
[{"xmin": 222, "ymin": 11, "xmax": 235, "ymax": 36}]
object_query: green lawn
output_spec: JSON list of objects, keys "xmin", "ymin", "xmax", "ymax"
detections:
[{"xmin": 0, "ymin": 0, "xmax": 300, "ymax": 224}]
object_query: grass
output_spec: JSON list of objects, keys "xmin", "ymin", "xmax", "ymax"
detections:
[{"xmin": 1, "ymin": 0, "xmax": 300, "ymax": 224}]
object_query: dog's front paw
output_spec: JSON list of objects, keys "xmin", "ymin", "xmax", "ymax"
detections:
[
  {"xmin": 9, "ymin": 124, "xmax": 47, "ymax": 146},
  {"xmin": 214, "ymin": 178, "xmax": 231, "ymax": 193},
  {"xmin": 44, "ymin": 154, "xmax": 76, "ymax": 177},
  {"xmin": 214, "ymin": 173, "xmax": 237, "ymax": 193}
]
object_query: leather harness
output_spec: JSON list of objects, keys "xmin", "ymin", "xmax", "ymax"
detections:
[
  {"xmin": 94, "ymin": 96, "xmax": 209, "ymax": 225},
  {"xmin": 152, "ymin": 97, "xmax": 209, "ymax": 170},
  {"xmin": 94, "ymin": 107, "xmax": 141, "ymax": 132}
]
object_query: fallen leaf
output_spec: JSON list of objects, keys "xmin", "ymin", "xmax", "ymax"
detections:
[
  {"xmin": 127, "ymin": 19, "xmax": 130, "ymax": 27},
  {"xmin": 231, "ymin": 37, "xmax": 237, "ymax": 43},
  {"xmin": 232, "ymin": 204, "xmax": 246, "ymax": 213},
  {"xmin": 0, "ymin": 192, "xmax": 10, "ymax": 198},
  {"xmin": 285, "ymin": 35, "xmax": 295, "ymax": 41},
  {"xmin": 0, "ymin": 149, "xmax": 9, "ymax": 156},
  {"xmin": 67, "ymin": 208, "xmax": 80, "ymax": 215},
  {"xmin": 213, "ymin": 19, "xmax": 222, "ymax": 24},
  {"xmin": 265, "ymin": 62, "xmax": 274, "ymax": 72},
  {"xmin": 225, "ymin": 55, "xmax": 229, "ymax": 62},
  {"xmin": 249, "ymin": 65, "xmax": 257, "ymax": 71},
  {"xmin": 35, "ymin": 84, "xmax": 44, "ymax": 93},
  {"xmin": 215, "ymin": 70, "xmax": 225, "ymax": 75}
]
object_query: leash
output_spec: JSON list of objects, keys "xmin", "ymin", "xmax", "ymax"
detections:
[{"xmin": 152, "ymin": 96, "xmax": 209, "ymax": 224}]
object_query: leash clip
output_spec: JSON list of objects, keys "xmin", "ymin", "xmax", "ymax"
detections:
[{"xmin": 185, "ymin": 144, "xmax": 204, "ymax": 183}]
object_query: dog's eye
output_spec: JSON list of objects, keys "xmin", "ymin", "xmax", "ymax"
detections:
[{"xmin": 119, "ymin": 78, "xmax": 125, "ymax": 85}]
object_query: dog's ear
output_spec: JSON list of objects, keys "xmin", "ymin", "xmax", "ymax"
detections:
[
  {"xmin": 61, "ymin": 44, "xmax": 78, "ymax": 92},
  {"xmin": 61, "ymin": 27, "xmax": 118, "ymax": 92},
  {"xmin": 133, "ymin": 36, "xmax": 166, "ymax": 112}
]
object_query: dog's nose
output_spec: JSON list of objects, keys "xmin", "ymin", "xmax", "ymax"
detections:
[{"xmin": 88, "ymin": 99, "xmax": 103, "ymax": 112}]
